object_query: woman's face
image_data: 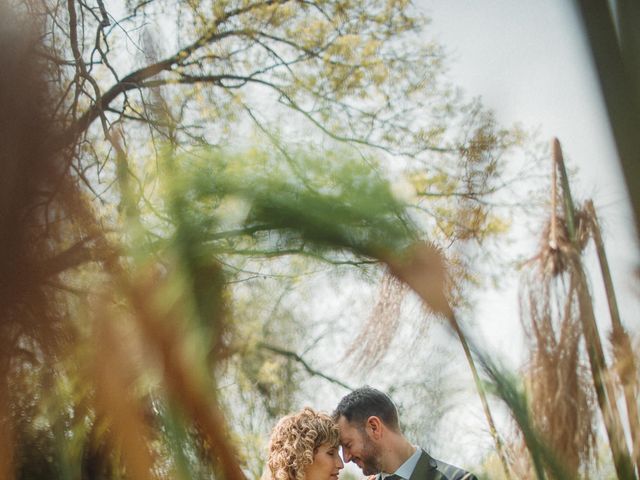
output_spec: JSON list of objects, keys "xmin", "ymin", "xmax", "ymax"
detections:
[{"xmin": 304, "ymin": 442, "xmax": 344, "ymax": 480}]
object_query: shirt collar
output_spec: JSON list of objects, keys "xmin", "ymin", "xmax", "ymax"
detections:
[{"xmin": 381, "ymin": 446, "xmax": 421, "ymax": 480}]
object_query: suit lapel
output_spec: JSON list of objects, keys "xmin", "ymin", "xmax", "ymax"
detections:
[{"xmin": 409, "ymin": 450, "xmax": 439, "ymax": 480}]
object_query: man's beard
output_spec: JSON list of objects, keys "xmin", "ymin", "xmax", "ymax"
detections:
[{"xmin": 359, "ymin": 435, "xmax": 382, "ymax": 476}]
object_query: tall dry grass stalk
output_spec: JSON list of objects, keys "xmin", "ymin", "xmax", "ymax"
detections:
[
  {"xmin": 0, "ymin": 7, "xmax": 95, "ymax": 476},
  {"xmin": 504, "ymin": 438, "xmax": 536, "ymax": 479},
  {"xmin": 387, "ymin": 244, "xmax": 513, "ymax": 479},
  {"xmin": 343, "ymin": 271, "xmax": 408, "ymax": 371},
  {"xmin": 122, "ymin": 266, "xmax": 247, "ymax": 480},
  {"xmin": 93, "ymin": 300, "xmax": 156, "ymax": 480},
  {"xmin": 584, "ymin": 199, "xmax": 640, "ymax": 476},
  {"xmin": 513, "ymin": 138, "xmax": 640, "ymax": 478},
  {"xmin": 519, "ymin": 144, "xmax": 596, "ymax": 477},
  {"xmin": 516, "ymin": 138, "xmax": 636, "ymax": 479},
  {"xmin": 0, "ymin": 385, "xmax": 15, "ymax": 479},
  {"xmin": 344, "ymin": 243, "xmax": 452, "ymax": 371},
  {"xmin": 552, "ymin": 139, "xmax": 635, "ymax": 480},
  {"xmin": 343, "ymin": 243, "xmax": 513, "ymax": 479},
  {"xmin": 520, "ymin": 231, "xmax": 597, "ymax": 475}
]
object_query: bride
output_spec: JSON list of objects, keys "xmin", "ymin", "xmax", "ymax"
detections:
[{"xmin": 265, "ymin": 407, "xmax": 345, "ymax": 480}]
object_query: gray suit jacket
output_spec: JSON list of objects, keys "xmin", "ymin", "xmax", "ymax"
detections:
[
  {"xmin": 378, "ymin": 449, "xmax": 478, "ymax": 480},
  {"xmin": 410, "ymin": 450, "xmax": 477, "ymax": 480}
]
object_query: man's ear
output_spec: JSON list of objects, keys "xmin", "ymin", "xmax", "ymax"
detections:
[{"xmin": 366, "ymin": 416, "xmax": 383, "ymax": 440}]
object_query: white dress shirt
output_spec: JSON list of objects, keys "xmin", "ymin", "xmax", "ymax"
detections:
[{"xmin": 380, "ymin": 446, "xmax": 421, "ymax": 480}]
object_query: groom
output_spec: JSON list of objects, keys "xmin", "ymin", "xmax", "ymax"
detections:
[{"xmin": 333, "ymin": 387, "xmax": 477, "ymax": 480}]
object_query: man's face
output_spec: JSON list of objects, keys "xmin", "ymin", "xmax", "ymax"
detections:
[{"xmin": 336, "ymin": 416, "xmax": 382, "ymax": 476}]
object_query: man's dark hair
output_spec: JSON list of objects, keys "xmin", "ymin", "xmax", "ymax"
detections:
[{"xmin": 333, "ymin": 386, "xmax": 400, "ymax": 432}]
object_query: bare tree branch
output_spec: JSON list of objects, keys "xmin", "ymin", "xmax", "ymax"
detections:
[{"xmin": 258, "ymin": 342, "xmax": 352, "ymax": 390}]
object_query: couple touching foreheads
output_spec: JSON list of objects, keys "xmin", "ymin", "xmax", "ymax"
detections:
[{"xmin": 265, "ymin": 386, "xmax": 477, "ymax": 480}]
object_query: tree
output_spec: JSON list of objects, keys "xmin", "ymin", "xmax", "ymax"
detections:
[
  {"xmin": 1, "ymin": 1, "xmax": 534, "ymax": 478},
  {"xmin": 18, "ymin": 0, "xmax": 523, "ymax": 232}
]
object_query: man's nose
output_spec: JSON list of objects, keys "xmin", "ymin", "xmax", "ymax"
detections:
[{"xmin": 341, "ymin": 449, "xmax": 351, "ymax": 463}]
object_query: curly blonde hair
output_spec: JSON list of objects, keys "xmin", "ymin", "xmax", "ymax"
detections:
[{"xmin": 266, "ymin": 407, "xmax": 339, "ymax": 480}]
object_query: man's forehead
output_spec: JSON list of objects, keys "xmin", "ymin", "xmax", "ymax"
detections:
[{"xmin": 337, "ymin": 417, "xmax": 358, "ymax": 438}]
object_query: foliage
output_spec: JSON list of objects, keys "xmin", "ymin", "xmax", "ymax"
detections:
[
  {"xmin": 0, "ymin": 0, "xmax": 543, "ymax": 479},
  {"xmin": 11, "ymin": 0, "xmax": 526, "ymax": 247}
]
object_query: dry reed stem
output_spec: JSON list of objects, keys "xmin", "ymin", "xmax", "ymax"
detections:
[
  {"xmin": 503, "ymin": 438, "xmax": 535, "ymax": 480},
  {"xmin": 385, "ymin": 242, "xmax": 453, "ymax": 321},
  {"xmin": 62, "ymin": 164, "xmax": 247, "ymax": 479},
  {"xmin": 610, "ymin": 327, "xmax": 640, "ymax": 477},
  {"xmin": 574, "ymin": 262, "xmax": 634, "ymax": 479},
  {"xmin": 585, "ymin": 200, "xmax": 640, "ymax": 476},
  {"xmin": 609, "ymin": 328, "xmax": 639, "ymax": 392},
  {"xmin": 49, "ymin": 119, "xmax": 248, "ymax": 479},
  {"xmin": 93, "ymin": 299, "xmax": 156, "ymax": 480},
  {"xmin": 0, "ymin": 381, "xmax": 15, "ymax": 480},
  {"xmin": 343, "ymin": 271, "xmax": 407, "ymax": 371},
  {"xmin": 345, "ymin": 243, "xmax": 453, "ymax": 371},
  {"xmin": 125, "ymin": 268, "xmax": 247, "ymax": 480},
  {"xmin": 552, "ymin": 139, "xmax": 635, "ymax": 479},
  {"xmin": 383, "ymin": 242, "xmax": 513, "ymax": 480},
  {"xmin": 520, "ymin": 206, "xmax": 599, "ymax": 476},
  {"xmin": 0, "ymin": 8, "xmax": 107, "ymax": 478}
]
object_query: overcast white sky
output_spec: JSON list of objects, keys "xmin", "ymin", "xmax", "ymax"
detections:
[{"xmin": 417, "ymin": 0, "xmax": 640, "ymax": 359}]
